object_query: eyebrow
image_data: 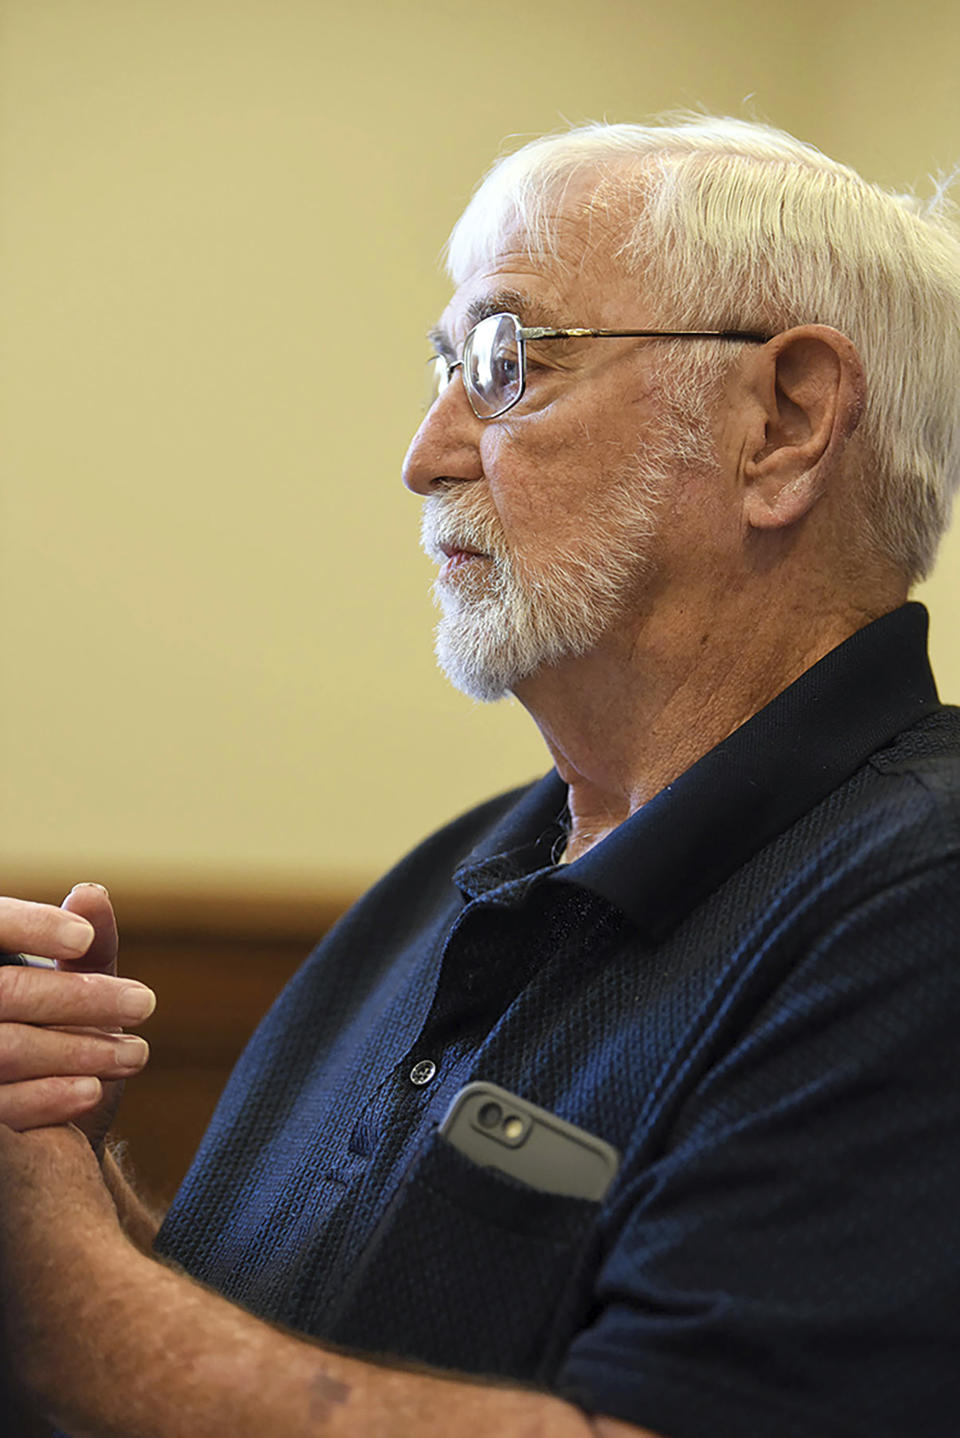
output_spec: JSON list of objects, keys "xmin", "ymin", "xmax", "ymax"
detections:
[
  {"xmin": 428, "ymin": 288, "xmax": 569, "ymax": 358},
  {"xmin": 465, "ymin": 289, "xmax": 567, "ymax": 329}
]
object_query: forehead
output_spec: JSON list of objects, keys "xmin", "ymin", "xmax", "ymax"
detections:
[{"xmin": 436, "ymin": 208, "xmax": 647, "ymax": 346}]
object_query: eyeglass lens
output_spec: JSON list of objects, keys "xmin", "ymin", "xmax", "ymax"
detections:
[
  {"xmin": 464, "ymin": 313, "xmax": 522, "ymax": 418},
  {"xmin": 427, "ymin": 313, "xmax": 524, "ymax": 418}
]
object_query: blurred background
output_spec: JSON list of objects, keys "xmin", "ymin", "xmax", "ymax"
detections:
[{"xmin": 1, "ymin": 0, "xmax": 958, "ymax": 1196}]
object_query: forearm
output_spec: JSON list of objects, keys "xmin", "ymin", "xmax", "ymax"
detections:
[
  {"xmin": 31, "ymin": 1243, "xmax": 599, "ymax": 1438},
  {"xmin": 1, "ymin": 1127, "xmax": 652, "ymax": 1438},
  {"xmin": 101, "ymin": 1143, "xmax": 164, "ymax": 1252}
]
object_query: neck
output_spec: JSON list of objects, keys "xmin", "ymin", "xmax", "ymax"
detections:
[{"xmin": 512, "ymin": 583, "xmax": 900, "ymax": 863}]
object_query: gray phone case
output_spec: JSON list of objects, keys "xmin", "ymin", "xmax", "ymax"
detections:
[{"xmin": 439, "ymin": 1080, "xmax": 620, "ymax": 1202}]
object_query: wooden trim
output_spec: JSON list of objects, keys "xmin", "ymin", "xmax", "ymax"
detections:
[{"xmin": 0, "ymin": 873, "xmax": 361, "ymax": 939}]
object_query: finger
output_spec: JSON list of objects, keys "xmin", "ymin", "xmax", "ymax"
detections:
[
  {"xmin": 0, "ymin": 1075, "xmax": 104, "ymax": 1132},
  {"xmin": 0, "ymin": 896, "xmax": 95, "ymax": 963},
  {"xmin": 0, "ymin": 966, "xmax": 156, "ymax": 1028},
  {"xmin": 59, "ymin": 883, "xmax": 118, "ymax": 976},
  {"xmin": 0, "ymin": 1023, "xmax": 149, "ymax": 1083}
]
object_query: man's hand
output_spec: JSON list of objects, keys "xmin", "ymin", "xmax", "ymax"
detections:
[{"xmin": 0, "ymin": 888, "xmax": 155, "ymax": 1149}]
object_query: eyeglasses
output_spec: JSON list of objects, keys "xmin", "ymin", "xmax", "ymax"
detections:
[{"xmin": 430, "ymin": 311, "xmax": 771, "ymax": 420}]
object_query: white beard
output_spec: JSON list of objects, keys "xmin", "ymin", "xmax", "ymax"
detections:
[{"xmin": 420, "ymin": 453, "xmax": 670, "ymax": 702}]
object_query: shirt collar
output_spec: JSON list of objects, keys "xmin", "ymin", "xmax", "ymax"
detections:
[
  {"xmin": 551, "ymin": 602, "xmax": 940, "ymax": 936},
  {"xmin": 455, "ymin": 604, "xmax": 940, "ymax": 930}
]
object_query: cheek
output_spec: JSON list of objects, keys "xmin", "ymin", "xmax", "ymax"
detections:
[{"xmin": 480, "ymin": 421, "xmax": 607, "ymax": 532}]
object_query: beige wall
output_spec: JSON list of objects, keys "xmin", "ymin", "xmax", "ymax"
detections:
[{"xmin": 1, "ymin": 0, "xmax": 958, "ymax": 896}]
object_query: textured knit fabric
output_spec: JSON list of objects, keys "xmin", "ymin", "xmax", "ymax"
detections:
[{"xmin": 156, "ymin": 603, "xmax": 960, "ymax": 1438}]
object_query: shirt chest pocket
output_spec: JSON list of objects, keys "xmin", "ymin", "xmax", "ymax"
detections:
[{"xmin": 324, "ymin": 1129, "xmax": 602, "ymax": 1384}]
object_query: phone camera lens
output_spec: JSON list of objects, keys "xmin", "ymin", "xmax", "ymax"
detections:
[{"xmin": 477, "ymin": 1101, "xmax": 502, "ymax": 1129}]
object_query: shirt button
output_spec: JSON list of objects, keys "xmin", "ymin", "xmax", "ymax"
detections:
[{"xmin": 409, "ymin": 1059, "xmax": 437, "ymax": 1086}]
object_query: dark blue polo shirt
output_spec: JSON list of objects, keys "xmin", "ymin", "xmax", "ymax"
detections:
[{"xmin": 157, "ymin": 603, "xmax": 960, "ymax": 1438}]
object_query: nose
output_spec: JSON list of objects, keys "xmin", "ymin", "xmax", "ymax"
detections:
[{"xmin": 402, "ymin": 379, "xmax": 484, "ymax": 496}]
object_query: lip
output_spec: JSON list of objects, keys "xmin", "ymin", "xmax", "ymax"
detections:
[
  {"xmin": 437, "ymin": 542, "xmax": 489, "ymax": 580},
  {"xmin": 438, "ymin": 541, "xmax": 485, "ymax": 558}
]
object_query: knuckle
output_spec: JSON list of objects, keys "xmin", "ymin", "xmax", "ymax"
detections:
[
  {"xmin": 0, "ymin": 1023, "xmax": 96, "ymax": 1083},
  {"xmin": 0, "ymin": 1023, "xmax": 28, "ymax": 1080},
  {"xmin": 43, "ymin": 1074, "xmax": 91, "ymax": 1103},
  {"xmin": 24, "ymin": 1075, "xmax": 63, "ymax": 1106},
  {"xmin": 0, "ymin": 965, "xmax": 30, "ymax": 1018},
  {"xmin": 0, "ymin": 896, "xmax": 48, "ymax": 946},
  {"xmin": 0, "ymin": 1076, "xmax": 79, "ymax": 1132}
]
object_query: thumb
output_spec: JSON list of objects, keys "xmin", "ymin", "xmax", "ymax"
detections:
[{"xmin": 58, "ymin": 883, "xmax": 119, "ymax": 977}]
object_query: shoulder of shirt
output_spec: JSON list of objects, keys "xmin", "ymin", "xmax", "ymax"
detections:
[
  {"xmin": 865, "ymin": 705, "xmax": 960, "ymax": 847},
  {"xmin": 791, "ymin": 706, "xmax": 960, "ymax": 913}
]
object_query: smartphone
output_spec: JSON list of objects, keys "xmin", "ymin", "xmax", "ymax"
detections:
[
  {"xmin": 439, "ymin": 1081, "xmax": 620, "ymax": 1202},
  {"xmin": 0, "ymin": 953, "xmax": 54, "ymax": 967}
]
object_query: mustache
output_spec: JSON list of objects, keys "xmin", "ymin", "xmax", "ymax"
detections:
[{"xmin": 420, "ymin": 491, "xmax": 505, "ymax": 563}]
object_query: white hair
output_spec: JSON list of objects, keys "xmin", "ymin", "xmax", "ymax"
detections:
[{"xmin": 447, "ymin": 117, "xmax": 960, "ymax": 581}]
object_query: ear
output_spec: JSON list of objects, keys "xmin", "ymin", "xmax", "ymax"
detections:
[{"xmin": 739, "ymin": 325, "xmax": 866, "ymax": 531}]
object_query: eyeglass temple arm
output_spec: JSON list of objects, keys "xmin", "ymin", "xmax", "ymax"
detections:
[{"xmin": 520, "ymin": 326, "xmax": 770, "ymax": 343}]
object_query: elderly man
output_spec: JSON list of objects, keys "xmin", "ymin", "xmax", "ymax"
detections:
[{"xmin": 1, "ymin": 116, "xmax": 959, "ymax": 1438}]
